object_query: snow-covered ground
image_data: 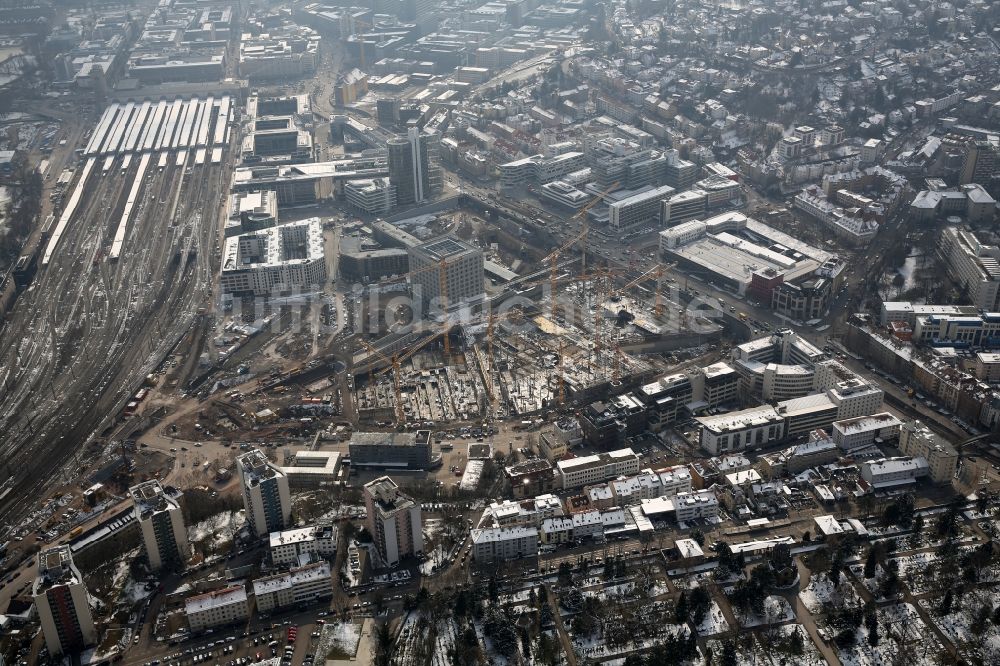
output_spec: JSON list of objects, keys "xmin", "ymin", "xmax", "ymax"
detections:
[
  {"xmin": 431, "ymin": 619, "xmax": 460, "ymax": 666},
  {"xmin": 798, "ymin": 572, "xmax": 860, "ymax": 614},
  {"xmin": 187, "ymin": 510, "xmax": 242, "ymax": 554},
  {"xmin": 694, "ymin": 600, "xmax": 729, "ymax": 637},
  {"xmin": 769, "ymin": 624, "xmax": 826, "ymax": 666},
  {"xmin": 316, "ymin": 621, "xmax": 362, "ymax": 661},
  {"xmin": 918, "ymin": 590, "xmax": 1000, "ymax": 664},
  {"xmin": 836, "ymin": 603, "xmax": 942, "ymax": 666}
]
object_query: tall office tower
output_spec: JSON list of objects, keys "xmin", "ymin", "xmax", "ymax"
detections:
[
  {"xmin": 363, "ymin": 476, "xmax": 424, "ymax": 567},
  {"xmin": 407, "ymin": 235, "xmax": 485, "ymax": 307},
  {"xmin": 32, "ymin": 546, "xmax": 97, "ymax": 656},
  {"xmin": 387, "ymin": 127, "xmax": 441, "ymax": 206},
  {"xmin": 130, "ymin": 480, "xmax": 189, "ymax": 571},
  {"xmin": 376, "ymin": 97, "xmax": 401, "ymax": 127},
  {"xmin": 237, "ymin": 449, "xmax": 291, "ymax": 538}
]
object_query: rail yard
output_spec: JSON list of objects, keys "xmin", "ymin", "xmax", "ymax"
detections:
[{"xmin": 0, "ymin": 96, "xmax": 235, "ymax": 525}]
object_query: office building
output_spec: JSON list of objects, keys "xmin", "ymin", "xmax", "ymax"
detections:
[
  {"xmin": 898, "ymin": 420, "xmax": 959, "ymax": 485},
  {"xmin": 184, "ymin": 586, "xmax": 249, "ymax": 632},
  {"xmin": 130, "ymin": 480, "xmax": 189, "ymax": 571},
  {"xmin": 363, "ymin": 476, "xmax": 423, "ymax": 567},
  {"xmin": 348, "ymin": 430, "xmax": 433, "ymax": 469},
  {"xmin": 220, "ymin": 218, "xmax": 327, "ymax": 296},
  {"xmin": 661, "ymin": 189, "xmax": 707, "ymax": 226},
  {"xmin": 940, "ymin": 226, "xmax": 1000, "ymax": 311},
  {"xmin": 608, "ymin": 185, "xmax": 675, "ymax": 230},
  {"xmin": 556, "ymin": 448, "xmax": 641, "ymax": 489},
  {"xmin": 269, "ymin": 524, "xmax": 338, "ymax": 567},
  {"xmin": 252, "ymin": 561, "xmax": 333, "ymax": 613},
  {"xmin": 407, "ymin": 236, "xmax": 484, "ymax": 308},
  {"xmin": 33, "ymin": 546, "xmax": 97, "ymax": 656},
  {"xmin": 345, "ymin": 178, "xmax": 397, "ymax": 215},
  {"xmin": 387, "ymin": 127, "xmax": 441, "ymax": 206},
  {"xmin": 237, "ymin": 449, "xmax": 291, "ymax": 538}
]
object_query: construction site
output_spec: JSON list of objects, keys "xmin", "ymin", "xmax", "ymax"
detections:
[{"xmin": 347, "ymin": 218, "xmax": 724, "ymax": 428}]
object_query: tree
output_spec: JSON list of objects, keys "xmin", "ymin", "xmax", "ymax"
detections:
[
  {"xmin": 691, "ymin": 529, "xmax": 705, "ymax": 546},
  {"xmin": 802, "ymin": 530, "xmax": 811, "ymax": 542},
  {"xmin": 690, "ymin": 586, "xmax": 711, "ymax": 625},
  {"xmin": 939, "ymin": 588, "xmax": 953, "ymax": 616},
  {"xmin": 674, "ymin": 592, "xmax": 690, "ymax": 624},
  {"xmin": 721, "ymin": 641, "xmax": 738, "ymax": 666},
  {"xmin": 864, "ymin": 547, "xmax": 878, "ymax": 579},
  {"xmin": 557, "ymin": 562, "xmax": 572, "ymax": 586}
]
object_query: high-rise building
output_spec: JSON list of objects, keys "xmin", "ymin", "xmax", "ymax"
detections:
[
  {"xmin": 959, "ymin": 140, "xmax": 997, "ymax": 185},
  {"xmin": 237, "ymin": 449, "xmax": 291, "ymax": 538},
  {"xmin": 130, "ymin": 480, "xmax": 189, "ymax": 571},
  {"xmin": 363, "ymin": 476, "xmax": 423, "ymax": 567},
  {"xmin": 387, "ymin": 127, "xmax": 441, "ymax": 206},
  {"xmin": 407, "ymin": 236, "xmax": 485, "ymax": 308},
  {"xmin": 32, "ymin": 546, "xmax": 97, "ymax": 656}
]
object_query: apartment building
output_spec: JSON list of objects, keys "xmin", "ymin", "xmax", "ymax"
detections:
[
  {"xmin": 130, "ymin": 480, "xmax": 189, "ymax": 571},
  {"xmin": 184, "ymin": 586, "xmax": 249, "ymax": 632},
  {"xmin": 363, "ymin": 476, "xmax": 423, "ymax": 567},
  {"xmin": 899, "ymin": 420, "xmax": 959, "ymax": 485},
  {"xmin": 471, "ymin": 526, "xmax": 539, "ymax": 563},
  {"xmin": 237, "ymin": 449, "xmax": 291, "ymax": 538},
  {"xmin": 831, "ymin": 412, "xmax": 902, "ymax": 451},
  {"xmin": 269, "ymin": 524, "xmax": 337, "ymax": 567},
  {"xmin": 33, "ymin": 546, "xmax": 97, "ymax": 656},
  {"xmin": 252, "ymin": 562, "xmax": 332, "ymax": 613}
]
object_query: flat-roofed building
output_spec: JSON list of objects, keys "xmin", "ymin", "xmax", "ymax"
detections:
[
  {"xmin": 860, "ymin": 457, "xmax": 928, "ymax": 489},
  {"xmin": 557, "ymin": 448, "xmax": 641, "ymax": 489},
  {"xmin": 129, "ymin": 480, "xmax": 188, "ymax": 571},
  {"xmin": 831, "ymin": 412, "xmax": 902, "ymax": 451},
  {"xmin": 407, "ymin": 236, "xmax": 484, "ymax": 308},
  {"xmin": 608, "ymin": 185, "xmax": 675, "ymax": 230},
  {"xmin": 363, "ymin": 476, "xmax": 423, "ymax": 567},
  {"xmin": 471, "ymin": 526, "xmax": 539, "ymax": 563},
  {"xmin": 899, "ymin": 420, "xmax": 958, "ymax": 484},
  {"xmin": 349, "ymin": 430, "xmax": 433, "ymax": 469},
  {"xmin": 237, "ymin": 449, "xmax": 291, "ymax": 538},
  {"xmin": 252, "ymin": 561, "xmax": 332, "ymax": 613},
  {"xmin": 220, "ymin": 218, "xmax": 327, "ymax": 296},
  {"xmin": 185, "ymin": 585, "xmax": 249, "ymax": 632},
  {"xmin": 33, "ymin": 546, "xmax": 97, "ymax": 656},
  {"xmin": 940, "ymin": 226, "xmax": 1000, "ymax": 311},
  {"xmin": 269, "ymin": 524, "xmax": 337, "ymax": 567}
]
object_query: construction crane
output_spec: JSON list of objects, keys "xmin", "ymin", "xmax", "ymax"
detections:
[{"xmin": 540, "ymin": 181, "xmax": 620, "ymax": 321}]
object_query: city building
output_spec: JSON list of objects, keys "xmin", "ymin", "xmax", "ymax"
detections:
[
  {"xmin": 504, "ymin": 458, "xmax": 558, "ymax": 499},
  {"xmin": 129, "ymin": 480, "xmax": 188, "ymax": 571},
  {"xmin": 237, "ymin": 449, "xmax": 291, "ymax": 538},
  {"xmin": 220, "ymin": 218, "xmax": 327, "ymax": 296},
  {"xmin": 471, "ymin": 526, "xmax": 539, "ymax": 563},
  {"xmin": 607, "ymin": 185, "xmax": 675, "ymax": 230},
  {"xmin": 407, "ymin": 236, "xmax": 485, "ymax": 308},
  {"xmin": 363, "ymin": 476, "xmax": 423, "ymax": 567},
  {"xmin": 184, "ymin": 586, "xmax": 249, "ymax": 632},
  {"xmin": 941, "ymin": 226, "xmax": 1000, "ymax": 311},
  {"xmin": 387, "ymin": 127, "xmax": 441, "ymax": 206},
  {"xmin": 859, "ymin": 457, "xmax": 929, "ymax": 489},
  {"xmin": 898, "ymin": 420, "xmax": 959, "ymax": 484},
  {"xmin": 556, "ymin": 448, "xmax": 641, "ymax": 489},
  {"xmin": 345, "ymin": 178, "xmax": 397, "ymax": 215},
  {"xmin": 348, "ymin": 430, "xmax": 434, "ymax": 469},
  {"xmin": 831, "ymin": 412, "xmax": 902, "ymax": 451},
  {"xmin": 32, "ymin": 546, "xmax": 97, "ymax": 656},
  {"xmin": 252, "ymin": 561, "xmax": 332, "ymax": 613},
  {"xmin": 269, "ymin": 524, "xmax": 337, "ymax": 567}
]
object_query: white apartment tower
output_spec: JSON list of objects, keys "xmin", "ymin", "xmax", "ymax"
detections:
[
  {"xmin": 130, "ymin": 480, "xmax": 189, "ymax": 571},
  {"xmin": 363, "ymin": 476, "xmax": 423, "ymax": 567},
  {"xmin": 237, "ymin": 449, "xmax": 292, "ymax": 537}
]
